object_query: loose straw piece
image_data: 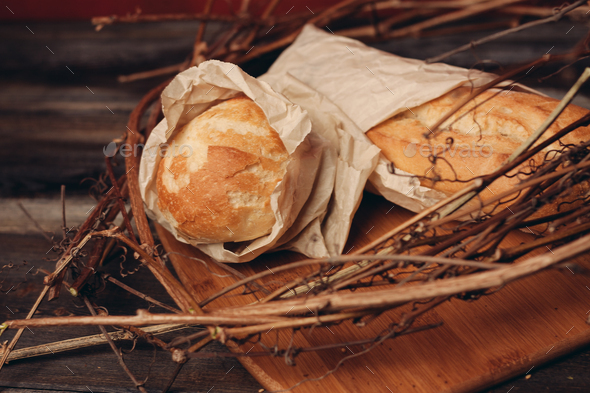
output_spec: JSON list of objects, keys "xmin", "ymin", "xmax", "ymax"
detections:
[
  {"xmin": 2, "ymin": 324, "xmax": 188, "ymax": 362},
  {"xmin": 0, "ymin": 286, "xmax": 49, "ymax": 371}
]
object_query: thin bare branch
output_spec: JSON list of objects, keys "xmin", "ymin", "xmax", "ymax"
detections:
[{"xmin": 426, "ymin": 0, "xmax": 589, "ymax": 63}]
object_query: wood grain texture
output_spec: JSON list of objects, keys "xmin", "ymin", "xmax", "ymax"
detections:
[{"xmin": 157, "ymin": 191, "xmax": 590, "ymax": 393}]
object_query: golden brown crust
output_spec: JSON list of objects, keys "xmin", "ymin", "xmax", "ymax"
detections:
[
  {"xmin": 366, "ymin": 87, "xmax": 590, "ymax": 220},
  {"xmin": 156, "ymin": 96, "xmax": 289, "ymax": 243}
]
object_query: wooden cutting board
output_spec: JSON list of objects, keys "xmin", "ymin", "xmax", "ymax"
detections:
[{"xmin": 155, "ymin": 192, "xmax": 590, "ymax": 393}]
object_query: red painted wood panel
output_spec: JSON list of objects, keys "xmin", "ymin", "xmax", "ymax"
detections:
[{"xmin": 1, "ymin": 0, "xmax": 340, "ymax": 21}]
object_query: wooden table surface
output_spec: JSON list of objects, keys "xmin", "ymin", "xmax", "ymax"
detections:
[{"xmin": 1, "ymin": 19, "xmax": 590, "ymax": 392}]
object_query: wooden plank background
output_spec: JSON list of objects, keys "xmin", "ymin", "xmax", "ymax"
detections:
[{"xmin": 1, "ymin": 19, "xmax": 590, "ymax": 392}]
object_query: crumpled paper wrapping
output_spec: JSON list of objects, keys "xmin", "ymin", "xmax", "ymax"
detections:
[
  {"xmin": 139, "ymin": 60, "xmax": 322, "ymax": 262},
  {"xmin": 261, "ymin": 24, "xmax": 541, "ymax": 213},
  {"xmin": 139, "ymin": 60, "xmax": 380, "ymax": 262},
  {"xmin": 262, "ymin": 74, "xmax": 381, "ymax": 257}
]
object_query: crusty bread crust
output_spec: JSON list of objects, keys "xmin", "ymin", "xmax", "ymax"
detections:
[
  {"xmin": 157, "ymin": 96, "xmax": 289, "ymax": 243},
  {"xmin": 366, "ymin": 87, "xmax": 590, "ymax": 221}
]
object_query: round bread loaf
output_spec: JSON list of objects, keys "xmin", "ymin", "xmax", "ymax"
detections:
[
  {"xmin": 366, "ymin": 87, "xmax": 590, "ymax": 218},
  {"xmin": 156, "ymin": 96, "xmax": 289, "ymax": 243}
]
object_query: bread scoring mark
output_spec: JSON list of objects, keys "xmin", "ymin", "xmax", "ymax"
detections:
[
  {"xmin": 234, "ymin": 161, "xmax": 283, "ymax": 184},
  {"xmin": 205, "ymin": 145, "xmax": 258, "ymax": 178},
  {"xmin": 159, "ymin": 155, "xmax": 190, "ymax": 193},
  {"xmin": 227, "ymin": 191, "xmax": 264, "ymax": 207},
  {"xmin": 158, "ymin": 154, "xmax": 263, "ymax": 242},
  {"xmin": 198, "ymin": 96, "xmax": 286, "ymax": 161}
]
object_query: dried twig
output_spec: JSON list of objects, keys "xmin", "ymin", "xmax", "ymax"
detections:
[
  {"xmin": 101, "ymin": 228, "xmax": 202, "ymax": 312},
  {"xmin": 61, "ymin": 185, "xmax": 67, "ymax": 239},
  {"xmin": 426, "ymin": 0, "xmax": 589, "ymax": 63},
  {"xmin": 118, "ymin": 61, "xmax": 189, "ymax": 84},
  {"xmin": 384, "ymin": 0, "xmax": 522, "ymax": 39},
  {"xmin": 0, "ymin": 286, "xmax": 50, "ymax": 371},
  {"xmin": 92, "ymin": 12, "xmax": 247, "ymax": 28},
  {"xmin": 508, "ymin": 67, "xmax": 590, "ymax": 162},
  {"xmin": 46, "ymin": 175, "xmax": 126, "ymax": 300},
  {"xmin": 105, "ymin": 156, "xmax": 137, "ymax": 244},
  {"xmin": 2, "ymin": 324, "xmax": 188, "ymax": 362},
  {"xmin": 104, "ymin": 274, "xmax": 182, "ymax": 314},
  {"xmin": 83, "ymin": 296, "xmax": 148, "ymax": 393},
  {"xmin": 190, "ymin": 0, "xmax": 215, "ymax": 66},
  {"xmin": 17, "ymin": 202, "xmax": 53, "ymax": 244},
  {"xmin": 1, "ymin": 310, "xmax": 287, "ymax": 329}
]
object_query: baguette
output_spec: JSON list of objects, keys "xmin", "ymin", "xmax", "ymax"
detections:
[{"xmin": 366, "ymin": 87, "xmax": 590, "ymax": 220}]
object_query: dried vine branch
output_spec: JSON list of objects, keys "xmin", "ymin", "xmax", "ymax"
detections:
[
  {"xmin": 426, "ymin": 0, "xmax": 590, "ymax": 63},
  {"xmin": 83, "ymin": 296, "xmax": 148, "ymax": 393}
]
